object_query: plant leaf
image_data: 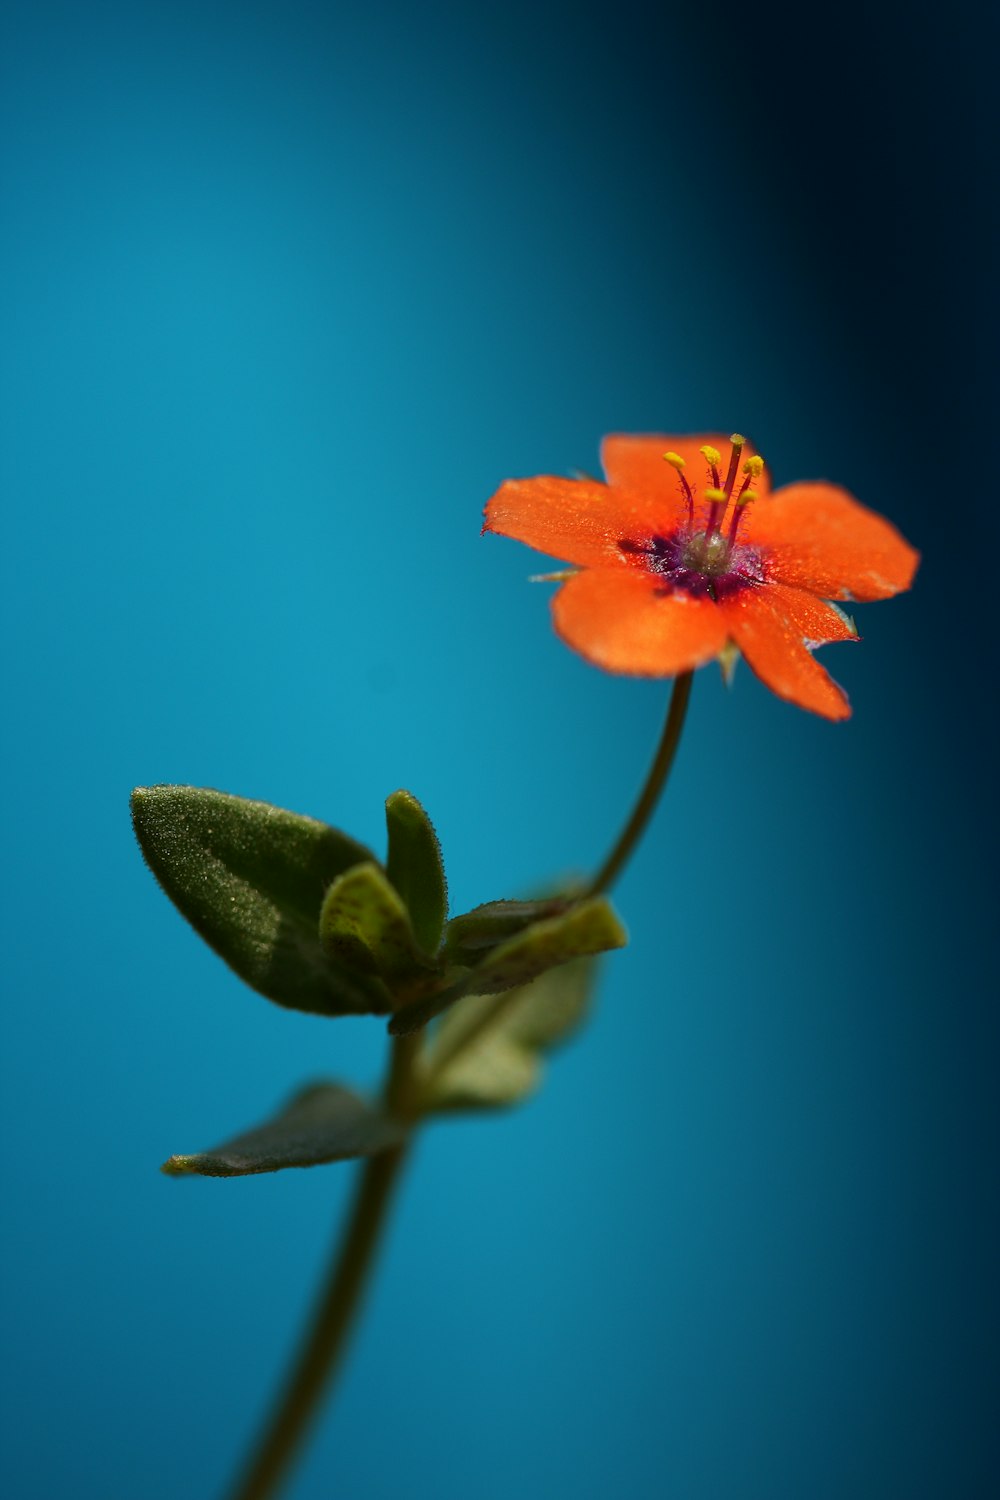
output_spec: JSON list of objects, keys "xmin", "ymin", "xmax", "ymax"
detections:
[
  {"xmin": 389, "ymin": 895, "xmax": 625, "ymax": 1035},
  {"xmin": 420, "ymin": 955, "xmax": 598, "ymax": 1111},
  {"xmin": 385, "ymin": 790, "xmax": 448, "ymax": 954},
  {"xmin": 318, "ymin": 861, "xmax": 438, "ymax": 996},
  {"xmin": 161, "ymin": 1083, "xmax": 405, "ymax": 1177},
  {"xmin": 131, "ymin": 785, "xmax": 387, "ymax": 1016},
  {"xmin": 425, "ymin": 1034, "xmax": 541, "ymax": 1110},
  {"xmin": 459, "ymin": 896, "xmax": 624, "ymax": 994},
  {"xmin": 444, "ymin": 896, "xmax": 573, "ymax": 964}
]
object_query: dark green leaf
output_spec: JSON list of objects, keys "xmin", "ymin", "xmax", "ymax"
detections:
[
  {"xmin": 131, "ymin": 785, "xmax": 387, "ymax": 1017},
  {"xmin": 389, "ymin": 896, "xmax": 625, "ymax": 1035},
  {"xmin": 319, "ymin": 861, "xmax": 437, "ymax": 995},
  {"xmin": 451, "ymin": 896, "xmax": 624, "ymax": 997},
  {"xmin": 385, "ymin": 790, "xmax": 448, "ymax": 955},
  {"xmin": 419, "ymin": 956, "xmax": 598, "ymax": 1111},
  {"xmin": 445, "ymin": 896, "xmax": 572, "ymax": 964},
  {"xmin": 162, "ymin": 1083, "xmax": 405, "ymax": 1177}
]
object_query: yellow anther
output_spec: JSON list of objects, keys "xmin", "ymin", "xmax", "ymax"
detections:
[
  {"xmin": 743, "ymin": 455, "xmax": 765, "ymax": 479},
  {"xmin": 663, "ymin": 451, "xmax": 686, "ymax": 469},
  {"xmin": 737, "ymin": 488, "xmax": 759, "ymax": 507},
  {"xmin": 729, "ymin": 433, "xmax": 746, "ymax": 449},
  {"xmin": 704, "ymin": 487, "xmax": 727, "ymax": 503},
  {"xmin": 699, "ymin": 445, "xmax": 722, "ymax": 466}
]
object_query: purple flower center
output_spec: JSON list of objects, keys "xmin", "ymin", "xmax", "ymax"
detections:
[{"xmin": 618, "ymin": 529, "xmax": 766, "ymax": 600}]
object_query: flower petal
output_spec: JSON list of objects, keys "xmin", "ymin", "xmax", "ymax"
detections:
[
  {"xmin": 551, "ymin": 568, "xmax": 728, "ymax": 676},
  {"xmin": 760, "ymin": 581, "xmax": 860, "ymax": 645},
  {"xmin": 748, "ymin": 484, "xmax": 919, "ymax": 601},
  {"xmin": 484, "ymin": 476, "xmax": 659, "ymax": 569},
  {"xmin": 719, "ymin": 586, "xmax": 852, "ymax": 720},
  {"xmin": 601, "ymin": 434, "xmax": 771, "ymax": 501}
]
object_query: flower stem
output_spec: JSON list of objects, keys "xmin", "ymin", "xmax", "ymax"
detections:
[
  {"xmin": 225, "ymin": 1033, "xmax": 421, "ymax": 1500},
  {"xmin": 587, "ymin": 671, "xmax": 694, "ymax": 896}
]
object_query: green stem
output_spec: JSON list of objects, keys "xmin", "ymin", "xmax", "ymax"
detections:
[
  {"xmin": 226, "ymin": 1033, "xmax": 421, "ymax": 1500},
  {"xmin": 425, "ymin": 674, "xmax": 695, "ymax": 1090},
  {"xmin": 587, "ymin": 671, "xmax": 694, "ymax": 896},
  {"xmin": 225, "ymin": 676, "xmax": 693, "ymax": 1499}
]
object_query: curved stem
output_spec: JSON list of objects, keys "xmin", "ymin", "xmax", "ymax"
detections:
[
  {"xmin": 226, "ymin": 1033, "xmax": 420, "ymax": 1500},
  {"xmin": 587, "ymin": 671, "xmax": 694, "ymax": 896}
]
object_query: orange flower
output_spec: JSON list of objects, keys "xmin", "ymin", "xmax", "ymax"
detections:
[{"xmin": 484, "ymin": 433, "xmax": 919, "ymax": 720}]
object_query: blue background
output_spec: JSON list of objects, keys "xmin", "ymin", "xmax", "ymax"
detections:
[{"xmin": 2, "ymin": 1, "xmax": 996, "ymax": 1497}]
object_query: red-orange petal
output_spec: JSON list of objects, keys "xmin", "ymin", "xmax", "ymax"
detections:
[
  {"xmin": 719, "ymin": 586, "xmax": 852, "ymax": 720},
  {"xmin": 601, "ymin": 433, "xmax": 771, "ymax": 502},
  {"xmin": 551, "ymin": 568, "xmax": 728, "ymax": 676},
  {"xmin": 759, "ymin": 581, "xmax": 860, "ymax": 645},
  {"xmin": 484, "ymin": 476, "xmax": 657, "ymax": 569},
  {"xmin": 747, "ymin": 483, "xmax": 919, "ymax": 602}
]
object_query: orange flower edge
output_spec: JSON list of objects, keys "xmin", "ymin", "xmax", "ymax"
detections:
[{"xmin": 483, "ymin": 433, "xmax": 919, "ymax": 720}]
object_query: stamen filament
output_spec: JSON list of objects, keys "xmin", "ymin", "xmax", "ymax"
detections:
[
  {"xmin": 703, "ymin": 486, "xmax": 727, "ymax": 539},
  {"xmin": 699, "ymin": 444, "xmax": 722, "ymax": 492},
  {"xmin": 728, "ymin": 488, "xmax": 758, "ymax": 543},
  {"xmin": 664, "ymin": 451, "xmax": 695, "ymax": 527},
  {"xmin": 728, "ymin": 454, "xmax": 765, "ymax": 536}
]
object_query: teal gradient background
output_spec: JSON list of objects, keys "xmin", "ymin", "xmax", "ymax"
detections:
[{"xmin": 2, "ymin": 2, "xmax": 995, "ymax": 1497}]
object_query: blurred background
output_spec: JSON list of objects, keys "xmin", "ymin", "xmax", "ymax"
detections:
[{"xmin": 2, "ymin": 1, "xmax": 995, "ymax": 1496}]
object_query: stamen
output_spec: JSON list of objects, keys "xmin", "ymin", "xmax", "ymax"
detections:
[
  {"xmin": 722, "ymin": 434, "xmax": 745, "ymax": 499},
  {"xmin": 699, "ymin": 444, "xmax": 722, "ymax": 490},
  {"xmin": 703, "ymin": 485, "xmax": 727, "ymax": 539},
  {"xmin": 728, "ymin": 488, "xmax": 759, "ymax": 543},
  {"xmin": 733, "ymin": 454, "xmax": 766, "ymax": 508},
  {"xmin": 664, "ymin": 450, "xmax": 695, "ymax": 525}
]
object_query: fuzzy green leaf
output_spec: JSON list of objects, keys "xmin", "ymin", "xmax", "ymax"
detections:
[
  {"xmin": 161, "ymin": 1083, "xmax": 405, "ymax": 1177},
  {"xmin": 385, "ymin": 790, "xmax": 448, "ymax": 955},
  {"xmin": 389, "ymin": 895, "xmax": 625, "ymax": 1035},
  {"xmin": 451, "ymin": 896, "xmax": 624, "ymax": 997},
  {"xmin": 319, "ymin": 861, "xmax": 437, "ymax": 995},
  {"xmin": 420, "ymin": 956, "xmax": 597, "ymax": 1111},
  {"xmin": 445, "ymin": 896, "xmax": 573, "ymax": 964},
  {"xmin": 131, "ymin": 785, "xmax": 387, "ymax": 1017}
]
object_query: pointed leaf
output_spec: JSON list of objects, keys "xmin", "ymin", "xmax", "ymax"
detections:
[
  {"xmin": 420, "ymin": 955, "xmax": 598, "ymax": 1112},
  {"xmin": 131, "ymin": 785, "xmax": 386, "ymax": 1017},
  {"xmin": 445, "ymin": 896, "xmax": 572, "ymax": 964},
  {"xmin": 425, "ymin": 1033, "xmax": 540, "ymax": 1110},
  {"xmin": 390, "ymin": 896, "xmax": 625, "ymax": 1035},
  {"xmin": 467, "ymin": 897, "xmax": 624, "ymax": 993},
  {"xmin": 319, "ymin": 861, "xmax": 437, "ymax": 995},
  {"xmin": 161, "ymin": 1083, "xmax": 405, "ymax": 1177},
  {"xmin": 385, "ymin": 790, "xmax": 448, "ymax": 954}
]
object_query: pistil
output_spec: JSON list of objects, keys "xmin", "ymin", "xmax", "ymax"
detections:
[{"xmin": 722, "ymin": 434, "xmax": 745, "ymax": 500}]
